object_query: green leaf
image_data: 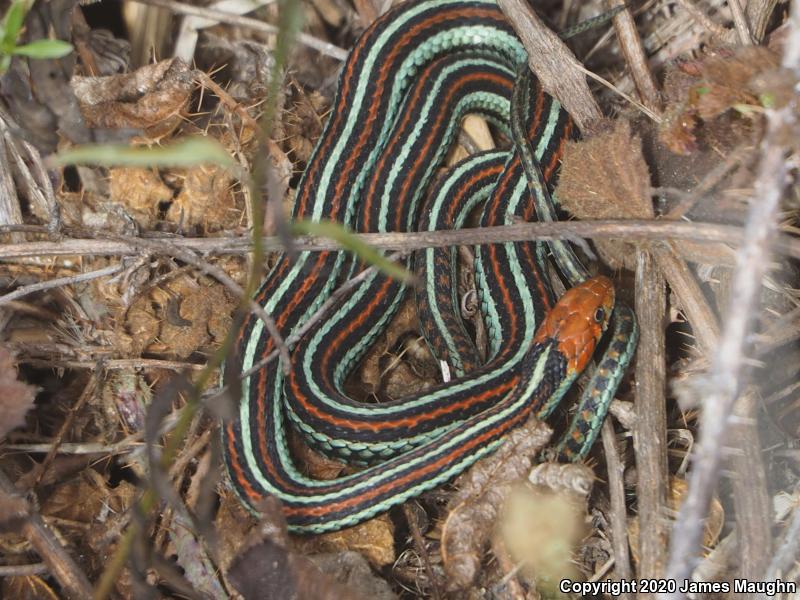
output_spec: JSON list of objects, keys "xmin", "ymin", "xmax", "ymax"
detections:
[
  {"xmin": 732, "ymin": 102, "xmax": 763, "ymax": 115},
  {"xmin": 759, "ymin": 92, "xmax": 776, "ymax": 109},
  {"xmin": 12, "ymin": 39, "xmax": 72, "ymax": 58},
  {"xmin": 291, "ymin": 220, "xmax": 415, "ymax": 284},
  {"xmin": 1, "ymin": 0, "xmax": 28, "ymax": 47},
  {"xmin": 49, "ymin": 138, "xmax": 238, "ymax": 169}
]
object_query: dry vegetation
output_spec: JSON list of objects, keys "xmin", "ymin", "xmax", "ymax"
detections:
[{"xmin": 0, "ymin": 0, "xmax": 798, "ymax": 598}]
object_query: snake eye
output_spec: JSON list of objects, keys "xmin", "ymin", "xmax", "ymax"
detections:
[{"xmin": 594, "ymin": 308, "xmax": 606, "ymax": 323}]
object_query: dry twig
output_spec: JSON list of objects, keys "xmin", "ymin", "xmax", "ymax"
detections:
[
  {"xmin": 673, "ymin": 0, "xmax": 728, "ymax": 37},
  {"xmin": 605, "ymin": 0, "xmax": 661, "ymax": 112},
  {"xmin": 128, "ymin": 0, "xmax": 348, "ymax": 60},
  {"xmin": 633, "ymin": 249, "xmax": 669, "ymax": 586},
  {"xmin": 497, "ymin": 0, "xmax": 602, "ymax": 130},
  {"xmin": 600, "ymin": 419, "xmax": 633, "ymax": 600},
  {"xmin": 2, "ymin": 220, "xmax": 799, "ymax": 260},
  {"xmin": 728, "ymin": 0, "xmax": 754, "ymax": 45},
  {"xmin": 0, "ymin": 471, "xmax": 93, "ymax": 599},
  {"xmin": 0, "ymin": 264, "xmax": 125, "ymax": 307},
  {"xmin": 729, "ymin": 390, "xmax": 772, "ymax": 580},
  {"xmin": 743, "ymin": 0, "xmax": 779, "ymax": 43}
]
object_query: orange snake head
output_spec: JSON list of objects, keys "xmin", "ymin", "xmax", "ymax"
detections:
[{"xmin": 533, "ymin": 276, "xmax": 615, "ymax": 374}]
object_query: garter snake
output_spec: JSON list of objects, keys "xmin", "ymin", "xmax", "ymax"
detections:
[{"xmin": 223, "ymin": 0, "xmax": 637, "ymax": 533}]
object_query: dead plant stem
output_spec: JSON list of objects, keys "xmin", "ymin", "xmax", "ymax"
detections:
[
  {"xmin": 601, "ymin": 419, "xmax": 633, "ymax": 600},
  {"xmin": 0, "ymin": 264, "xmax": 124, "ymax": 306},
  {"xmin": 633, "ymin": 249, "xmax": 669, "ymax": 588},
  {"xmin": 605, "ymin": 0, "xmax": 661, "ymax": 112},
  {"xmin": 127, "ymin": 0, "xmax": 348, "ymax": 60},
  {"xmin": 2, "ymin": 220, "xmax": 800, "ymax": 260}
]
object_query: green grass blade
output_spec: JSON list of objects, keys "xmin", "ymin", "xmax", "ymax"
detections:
[
  {"xmin": 12, "ymin": 39, "xmax": 72, "ymax": 59},
  {"xmin": 291, "ymin": 220, "xmax": 414, "ymax": 284},
  {"xmin": 49, "ymin": 138, "xmax": 237, "ymax": 169}
]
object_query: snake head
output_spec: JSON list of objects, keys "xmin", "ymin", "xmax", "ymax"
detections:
[{"xmin": 533, "ymin": 276, "xmax": 615, "ymax": 374}]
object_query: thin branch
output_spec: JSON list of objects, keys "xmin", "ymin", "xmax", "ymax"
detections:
[
  {"xmin": 653, "ymin": 244, "xmax": 720, "ymax": 355},
  {"xmin": 744, "ymin": 0, "xmax": 779, "ymax": 43},
  {"xmin": 497, "ymin": 0, "xmax": 602, "ymax": 130},
  {"xmin": 0, "ymin": 224, "xmax": 49, "ymax": 233},
  {"xmin": 0, "ymin": 563, "xmax": 49, "ymax": 576},
  {"xmin": 633, "ymin": 249, "xmax": 669, "ymax": 584},
  {"xmin": 3, "ymin": 438, "xmax": 141, "ymax": 455},
  {"xmin": 31, "ymin": 377, "xmax": 98, "ymax": 489},
  {"xmin": 601, "ymin": 419, "xmax": 633, "ymax": 600},
  {"xmin": 1, "ymin": 220, "xmax": 799, "ymax": 260},
  {"xmin": 605, "ymin": 0, "xmax": 661, "ymax": 112},
  {"xmin": 729, "ymin": 390, "xmax": 772, "ymax": 580},
  {"xmin": 17, "ymin": 357, "xmax": 206, "ymax": 371},
  {"xmin": 674, "ymin": 0, "xmax": 728, "ymax": 37},
  {"xmin": 573, "ymin": 63, "xmax": 662, "ymax": 123},
  {"xmin": 0, "ymin": 264, "xmax": 124, "ymax": 307},
  {"xmin": 194, "ymin": 71, "xmax": 260, "ymax": 131},
  {"xmin": 127, "ymin": 0, "xmax": 348, "ymax": 61},
  {"xmin": 0, "ymin": 471, "xmax": 93, "ymax": 600},
  {"xmin": 403, "ymin": 505, "xmax": 443, "ymax": 600},
  {"xmin": 659, "ymin": 2, "xmax": 800, "ymax": 592},
  {"xmin": 728, "ymin": 0, "xmax": 754, "ymax": 45}
]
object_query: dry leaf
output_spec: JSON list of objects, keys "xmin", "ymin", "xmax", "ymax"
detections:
[
  {"xmin": 71, "ymin": 58, "xmax": 194, "ymax": 138},
  {"xmin": 301, "ymin": 515, "xmax": 396, "ymax": 570},
  {"xmin": 41, "ymin": 469, "xmax": 117, "ymax": 524},
  {"xmin": 108, "ymin": 167, "xmax": 172, "ymax": 229},
  {"xmin": 170, "ymin": 511, "xmax": 227, "ymax": 599},
  {"xmin": 310, "ymin": 552, "xmax": 398, "ymax": 600},
  {"xmin": 284, "ymin": 86, "xmax": 328, "ymax": 164},
  {"xmin": 226, "ymin": 498, "xmax": 367, "ymax": 600},
  {"xmin": 660, "ymin": 47, "xmax": 782, "ymax": 155},
  {"xmin": 289, "ymin": 428, "xmax": 348, "ymax": 481},
  {"xmin": 688, "ymin": 48, "xmax": 779, "ymax": 120},
  {"xmin": 196, "ymin": 33, "xmax": 274, "ymax": 102},
  {"xmin": 556, "ymin": 120, "xmax": 653, "ymax": 270},
  {"xmin": 628, "ymin": 476, "xmax": 724, "ymax": 564},
  {"xmin": 215, "ymin": 489, "xmax": 258, "ymax": 573},
  {"xmin": 58, "ymin": 189, "xmax": 161, "ymax": 234},
  {"xmin": 357, "ymin": 299, "xmax": 437, "ymax": 400},
  {"xmin": 229, "ymin": 539, "xmax": 368, "ymax": 600},
  {"xmin": 441, "ymin": 418, "xmax": 552, "ymax": 590},
  {"xmin": 527, "ymin": 462, "xmax": 595, "ymax": 496},
  {"xmin": 85, "ymin": 480, "xmax": 138, "ymax": 554},
  {"xmin": 121, "ymin": 277, "xmax": 235, "ymax": 358},
  {"xmin": 0, "ymin": 347, "xmax": 37, "ymax": 441},
  {"xmin": 158, "ymin": 281, "xmax": 234, "ymax": 358},
  {"xmin": 165, "ymin": 165, "xmax": 239, "ymax": 232}
]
